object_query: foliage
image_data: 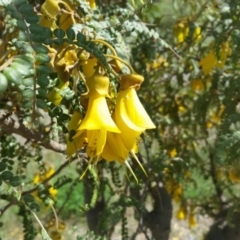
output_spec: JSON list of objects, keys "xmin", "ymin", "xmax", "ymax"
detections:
[{"xmin": 1, "ymin": 0, "xmax": 240, "ymax": 239}]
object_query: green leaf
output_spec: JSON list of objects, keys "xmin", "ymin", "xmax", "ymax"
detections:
[
  {"xmin": 36, "ymin": 65, "xmax": 51, "ymax": 75},
  {"xmin": 77, "ymin": 32, "xmax": 86, "ymax": 45},
  {"xmin": 17, "ymin": 20, "xmax": 26, "ymax": 31},
  {"xmin": 37, "ymin": 99, "xmax": 47, "ymax": 109},
  {"xmin": 32, "ymin": 33, "xmax": 49, "ymax": 43},
  {"xmin": 66, "ymin": 28, "xmax": 75, "ymax": 41},
  {"xmin": 18, "ymin": 31, "xmax": 30, "ymax": 41},
  {"xmin": 37, "ymin": 74, "xmax": 49, "ymax": 87},
  {"xmin": 25, "ymin": 14, "xmax": 39, "ymax": 24},
  {"xmin": 1, "ymin": 171, "xmax": 14, "ymax": 181},
  {"xmin": 29, "ymin": 23, "xmax": 44, "ymax": 35},
  {"xmin": 22, "ymin": 77, "xmax": 34, "ymax": 86},
  {"xmin": 19, "ymin": 42, "xmax": 34, "ymax": 54},
  {"xmin": 35, "ymin": 53, "xmax": 50, "ymax": 64},
  {"xmin": 22, "ymin": 88, "xmax": 34, "ymax": 99},
  {"xmin": 19, "ymin": 3, "xmax": 34, "ymax": 15},
  {"xmin": 10, "ymin": 176, "xmax": 22, "ymax": 187},
  {"xmin": 22, "ymin": 194, "xmax": 34, "ymax": 203},
  {"xmin": 37, "ymin": 87, "xmax": 47, "ymax": 97},
  {"xmin": 13, "ymin": 0, "xmax": 27, "ymax": 7},
  {"xmin": 0, "ymin": 162, "xmax": 7, "ymax": 172},
  {"xmin": 29, "ymin": 202, "xmax": 40, "ymax": 212},
  {"xmin": 52, "ymin": 38, "xmax": 63, "ymax": 45},
  {"xmin": 32, "ymin": 43, "xmax": 49, "ymax": 54},
  {"xmin": 53, "ymin": 28, "xmax": 65, "ymax": 39}
]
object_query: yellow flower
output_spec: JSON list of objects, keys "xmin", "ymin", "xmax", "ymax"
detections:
[
  {"xmin": 66, "ymin": 111, "xmax": 88, "ymax": 156},
  {"xmin": 176, "ymin": 205, "xmax": 188, "ymax": 220},
  {"xmin": 74, "ymin": 74, "xmax": 120, "ymax": 159},
  {"xmin": 48, "ymin": 186, "xmax": 58, "ymax": 200},
  {"xmin": 33, "ymin": 174, "xmax": 41, "ymax": 184},
  {"xmin": 199, "ymin": 42, "xmax": 231, "ymax": 75},
  {"xmin": 146, "ymin": 55, "xmax": 168, "ymax": 71},
  {"xmin": 82, "ymin": 57, "xmax": 98, "ymax": 78},
  {"xmin": 193, "ymin": 26, "xmax": 201, "ymax": 41},
  {"xmin": 87, "ymin": 0, "xmax": 96, "ymax": 8},
  {"xmin": 199, "ymin": 51, "xmax": 216, "ymax": 75},
  {"xmin": 174, "ymin": 18, "xmax": 201, "ymax": 44},
  {"xmin": 172, "ymin": 183, "xmax": 183, "ymax": 203},
  {"xmin": 191, "ymin": 79, "xmax": 204, "ymax": 92},
  {"xmin": 55, "ymin": 45, "xmax": 78, "ymax": 80},
  {"xmin": 59, "ymin": 12, "xmax": 75, "ymax": 31},
  {"xmin": 39, "ymin": 15, "xmax": 56, "ymax": 29},
  {"xmin": 101, "ymin": 131, "xmax": 129, "ymax": 164},
  {"xmin": 173, "ymin": 20, "xmax": 189, "ymax": 43},
  {"xmin": 188, "ymin": 214, "xmax": 197, "ymax": 228},
  {"xmin": 168, "ymin": 148, "xmax": 177, "ymax": 158},
  {"xmin": 229, "ymin": 167, "xmax": 240, "ymax": 183},
  {"xmin": 41, "ymin": 0, "xmax": 60, "ymax": 20},
  {"xmin": 114, "ymin": 74, "xmax": 155, "ymax": 150},
  {"xmin": 47, "ymin": 79, "xmax": 69, "ymax": 106}
]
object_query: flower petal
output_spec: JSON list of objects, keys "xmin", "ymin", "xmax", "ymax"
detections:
[
  {"xmin": 79, "ymin": 92, "xmax": 120, "ymax": 132},
  {"xmin": 101, "ymin": 132, "xmax": 129, "ymax": 163},
  {"xmin": 124, "ymin": 88, "xmax": 156, "ymax": 129}
]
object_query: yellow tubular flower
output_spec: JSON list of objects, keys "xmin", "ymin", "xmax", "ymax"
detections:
[
  {"xmin": 67, "ymin": 111, "xmax": 87, "ymax": 156},
  {"xmin": 41, "ymin": 0, "xmax": 60, "ymax": 20},
  {"xmin": 189, "ymin": 214, "xmax": 197, "ymax": 228},
  {"xmin": 49, "ymin": 186, "xmax": 58, "ymax": 200},
  {"xmin": 87, "ymin": 0, "xmax": 96, "ymax": 9},
  {"xmin": 73, "ymin": 74, "xmax": 120, "ymax": 160},
  {"xmin": 176, "ymin": 205, "xmax": 188, "ymax": 220},
  {"xmin": 47, "ymin": 79, "xmax": 69, "ymax": 106},
  {"xmin": 101, "ymin": 132, "xmax": 129, "ymax": 163},
  {"xmin": 199, "ymin": 42, "xmax": 231, "ymax": 75},
  {"xmin": 82, "ymin": 57, "xmax": 98, "ymax": 78},
  {"xmin": 39, "ymin": 15, "xmax": 56, "ymax": 29},
  {"xmin": 114, "ymin": 73, "xmax": 155, "ymax": 150},
  {"xmin": 173, "ymin": 21, "xmax": 189, "ymax": 43},
  {"xmin": 199, "ymin": 51, "xmax": 216, "ymax": 75},
  {"xmin": 59, "ymin": 12, "xmax": 75, "ymax": 31}
]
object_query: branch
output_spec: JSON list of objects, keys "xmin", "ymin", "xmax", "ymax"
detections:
[
  {"xmin": 0, "ymin": 112, "xmax": 66, "ymax": 153},
  {"xmin": 22, "ymin": 153, "xmax": 87, "ymax": 196}
]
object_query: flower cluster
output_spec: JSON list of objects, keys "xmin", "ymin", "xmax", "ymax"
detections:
[
  {"xmin": 173, "ymin": 18, "xmax": 201, "ymax": 44},
  {"xmin": 67, "ymin": 67, "xmax": 155, "ymax": 181},
  {"xmin": 37, "ymin": 0, "xmax": 156, "ymax": 180},
  {"xmin": 199, "ymin": 42, "xmax": 232, "ymax": 75}
]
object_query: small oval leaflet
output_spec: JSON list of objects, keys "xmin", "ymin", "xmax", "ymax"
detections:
[
  {"xmin": 1, "ymin": 171, "xmax": 14, "ymax": 181},
  {"xmin": 35, "ymin": 53, "xmax": 51, "ymax": 64},
  {"xmin": 22, "ymin": 194, "xmax": 34, "ymax": 203},
  {"xmin": 19, "ymin": 3, "xmax": 34, "ymax": 15},
  {"xmin": 29, "ymin": 202, "xmax": 40, "ymax": 212},
  {"xmin": 53, "ymin": 28, "xmax": 65, "ymax": 39},
  {"xmin": 0, "ymin": 162, "xmax": 7, "ymax": 172},
  {"xmin": 66, "ymin": 28, "xmax": 75, "ymax": 41},
  {"xmin": 10, "ymin": 176, "xmax": 22, "ymax": 187},
  {"xmin": 37, "ymin": 74, "xmax": 49, "ymax": 87}
]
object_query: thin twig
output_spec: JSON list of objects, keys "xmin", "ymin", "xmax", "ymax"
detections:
[{"xmin": 0, "ymin": 112, "xmax": 66, "ymax": 153}]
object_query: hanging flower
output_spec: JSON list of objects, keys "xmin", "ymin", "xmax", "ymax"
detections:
[
  {"xmin": 199, "ymin": 42, "xmax": 231, "ymax": 75},
  {"xmin": 73, "ymin": 73, "xmax": 120, "ymax": 160},
  {"xmin": 47, "ymin": 79, "xmax": 69, "ymax": 106},
  {"xmin": 114, "ymin": 73, "xmax": 155, "ymax": 150},
  {"xmin": 66, "ymin": 110, "xmax": 88, "ymax": 156},
  {"xmin": 41, "ymin": 0, "xmax": 60, "ymax": 20},
  {"xmin": 173, "ymin": 19, "xmax": 189, "ymax": 43},
  {"xmin": 87, "ymin": 0, "xmax": 96, "ymax": 9},
  {"xmin": 176, "ymin": 204, "xmax": 188, "ymax": 220}
]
